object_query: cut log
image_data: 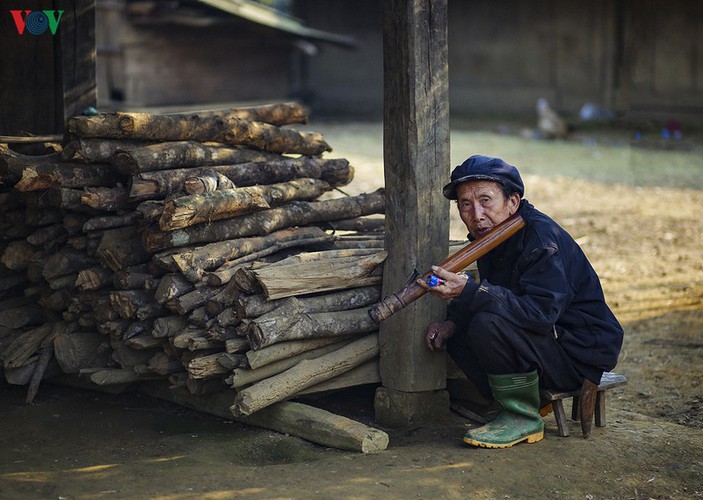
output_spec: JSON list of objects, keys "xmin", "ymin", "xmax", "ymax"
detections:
[
  {"xmin": 111, "ymin": 141, "xmax": 280, "ymax": 174},
  {"xmin": 171, "ymin": 227, "xmax": 333, "ymax": 283},
  {"xmin": 160, "ymin": 178, "xmax": 333, "ymax": 231},
  {"xmin": 236, "ymin": 284, "xmax": 380, "ymax": 323},
  {"xmin": 53, "ymin": 330, "xmax": 111, "ymax": 373},
  {"xmin": 315, "ymin": 238, "xmax": 385, "ymax": 251},
  {"xmin": 155, "ymin": 273, "xmax": 195, "ymax": 304},
  {"xmin": 62, "ymin": 138, "xmax": 154, "ymax": 162},
  {"xmin": 249, "ymin": 251, "xmax": 386, "ymax": 300},
  {"xmin": 169, "ymin": 102, "xmax": 309, "ymax": 126},
  {"xmin": 171, "ymin": 325, "xmax": 206, "ymax": 350},
  {"xmin": 125, "ymin": 333, "xmax": 163, "ymax": 350},
  {"xmin": 323, "ymin": 216, "xmax": 385, "ymax": 233},
  {"xmin": 96, "ymin": 226, "xmax": 151, "ymax": 272},
  {"xmin": 0, "ymin": 304, "xmax": 47, "ymax": 329},
  {"xmin": 75, "ymin": 266, "xmax": 114, "ymax": 291},
  {"xmin": 63, "ymin": 213, "xmax": 92, "ymax": 236},
  {"xmin": 98, "ymin": 320, "xmax": 130, "ymax": 339},
  {"xmin": 204, "ymin": 236, "xmax": 342, "ymax": 287},
  {"xmin": 113, "ymin": 266, "xmax": 159, "ymax": 290},
  {"xmin": 0, "ymin": 145, "xmax": 64, "ymax": 183},
  {"xmin": 90, "ymin": 368, "xmax": 142, "ymax": 385},
  {"xmin": 83, "ymin": 212, "xmax": 140, "ymax": 232},
  {"xmin": 237, "ymin": 400, "xmax": 388, "ymax": 453},
  {"xmin": 167, "ymin": 284, "xmax": 226, "ymax": 316},
  {"xmin": 216, "ymin": 352, "xmax": 247, "ymax": 371},
  {"xmin": 49, "ymin": 273, "xmax": 79, "ymax": 290},
  {"xmin": 26, "ymin": 223, "xmax": 68, "ymax": 246},
  {"xmin": 0, "ymin": 323, "xmax": 53, "ymax": 369},
  {"xmin": 135, "ymin": 302, "xmax": 168, "ymax": 321},
  {"xmin": 42, "ymin": 248, "xmax": 98, "ymax": 280},
  {"xmin": 124, "ymin": 320, "xmax": 153, "ymax": 340},
  {"xmin": 143, "ymin": 189, "xmax": 384, "ymax": 252},
  {"xmin": 129, "ymin": 158, "xmax": 353, "ymax": 201},
  {"xmin": 109, "ymin": 290, "xmax": 154, "ymax": 319},
  {"xmin": 2, "ymin": 240, "xmax": 38, "ymax": 270},
  {"xmin": 224, "ymin": 337, "xmax": 250, "ymax": 354},
  {"xmin": 210, "ymin": 307, "xmax": 241, "ymax": 327},
  {"xmin": 228, "ymin": 340, "xmax": 356, "ymax": 390},
  {"xmin": 188, "ymin": 337, "xmax": 225, "ymax": 352},
  {"xmin": 297, "ymin": 359, "xmax": 380, "ymax": 396},
  {"xmin": 246, "ymin": 336, "xmax": 357, "ymax": 370},
  {"xmin": 40, "ymin": 188, "xmax": 89, "ymax": 211},
  {"xmin": 81, "ymin": 186, "xmax": 129, "ymax": 211},
  {"xmin": 26, "ymin": 340, "xmax": 55, "ymax": 403},
  {"xmin": 187, "ymin": 352, "xmax": 231, "ymax": 379},
  {"xmin": 234, "ymin": 293, "xmax": 281, "ymax": 319},
  {"xmin": 152, "ymin": 315, "xmax": 188, "ymax": 338},
  {"xmin": 128, "ymin": 157, "xmax": 351, "ymax": 202},
  {"xmin": 231, "ymin": 334, "xmax": 379, "ymax": 416},
  {"xmin": 14, "ymin": 162, "xmax": 120, "ymax": 192},
  {"xmin": 184, "ymin": 172, "xmax": 235, "ymax": 195},
  {"xmin": 188, "ymin": 306, "xmax": 213, "ymax": 327},
  {"xmin": 68, "ymin": 113, "xmax": 330, "ymax": 155},
  {"xmin": 248, "ymin": 304, "xmax": 378, "ymax": 350},
  {"xmin": 142, "ymin": 382, "xmax": 388, "ymax": 453},
  {"xmin": 38, "ymin": 289, "xmax": 73, "ymax": 312},
  {"xmin": 205, "ymin": 282, "xmax": 240, "ymax": 316},
  {"xmin": 111, "ymin": 340, "xmax": 157, "ymax": 367}
]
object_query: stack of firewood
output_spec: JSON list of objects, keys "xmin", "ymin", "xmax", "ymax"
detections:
[{"xmin": 0, "ymin": 103, "xmax": 388, "ymax": 430}]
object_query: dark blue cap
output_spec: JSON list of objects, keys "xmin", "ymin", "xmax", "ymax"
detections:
[{"xmin": 442, "ymin": 155, "xmax": 524, "ymax": 200}]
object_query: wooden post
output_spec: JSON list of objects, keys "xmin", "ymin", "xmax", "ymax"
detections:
[{"xmin": 375, "ymin": 0, "xmax": 451, "ymax": 426}]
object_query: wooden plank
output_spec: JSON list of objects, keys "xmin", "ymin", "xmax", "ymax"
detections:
[{"xmin": 379, "ymin": 0, "xmax": 450, "ymax": 394}]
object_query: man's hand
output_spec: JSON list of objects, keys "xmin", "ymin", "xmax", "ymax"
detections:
[
  {"xmin": 417, "ymin": 265, "xmax": 470, "ymax": 300},
  {"xmin": 425, "ymin": 320, "xmax": 456, "ymax": 351}
]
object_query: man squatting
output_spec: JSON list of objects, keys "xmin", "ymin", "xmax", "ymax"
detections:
[{"xmin": 417, "ymin": 155, "xmax": 624, "ymax": 448}]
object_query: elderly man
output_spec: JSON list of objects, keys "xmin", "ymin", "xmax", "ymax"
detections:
[{"xmin": 418, "ymin": 155, "xmax": 623, "ymax": 448}]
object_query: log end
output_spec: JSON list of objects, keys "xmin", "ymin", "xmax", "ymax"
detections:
[{"xmin": 360, "ymin": 429, "xmax": 390, "ymax": 453}]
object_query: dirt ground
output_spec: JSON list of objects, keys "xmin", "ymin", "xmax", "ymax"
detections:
[{"xmin": 1, "ymin": 121, "xmax": 702, "ymax": 499}]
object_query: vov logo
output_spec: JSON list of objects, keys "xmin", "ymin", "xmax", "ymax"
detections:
[{"xmin": 10, "ymin": 10, "xmax": 64, "ymax": 35}]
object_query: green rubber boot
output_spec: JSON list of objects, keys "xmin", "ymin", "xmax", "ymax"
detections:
[{"xmin": 463, "ymin": 371, "xmax": 544, "ymax": 448}]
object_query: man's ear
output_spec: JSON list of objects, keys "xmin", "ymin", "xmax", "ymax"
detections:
[{"xmin": 508, "ymin": 193, "xmax": 521, "ymax": 215}]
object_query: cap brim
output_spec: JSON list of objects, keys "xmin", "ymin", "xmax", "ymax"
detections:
[{"xmin": 442, "ymin": 174, "xmax": 504, "ymax": 200}]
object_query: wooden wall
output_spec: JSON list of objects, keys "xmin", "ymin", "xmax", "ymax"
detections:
[
  {"xmin": 95, "ymin": 6, "xmax": 293, "ymax": 108},
  {"xmin": 0, "ymin": 0, "xmax": 96, "ymax": 135}
]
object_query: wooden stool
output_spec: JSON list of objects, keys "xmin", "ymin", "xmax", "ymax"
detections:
[{"xmin": 541, "ymin": 372, "xmax": 627, "ymax": 437}]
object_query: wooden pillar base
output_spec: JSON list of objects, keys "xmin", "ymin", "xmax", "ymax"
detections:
[{"xmin": 374, "ymin": 386, "xmax": 450, "ymax": 427}]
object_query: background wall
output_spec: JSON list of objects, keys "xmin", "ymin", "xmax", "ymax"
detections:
[{"xmin": 298, "ymin": 0, "xmax": 703, "ymax": 122}]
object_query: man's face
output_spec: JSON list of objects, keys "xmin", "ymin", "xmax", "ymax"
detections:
[{"xmin": 456, "ymin": 180, "xmax": 520, "ymax": 238}]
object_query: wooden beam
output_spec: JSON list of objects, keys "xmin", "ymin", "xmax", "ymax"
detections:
[{"xmin": 378, "ymin": 0, "xmax": 450, "ymax": 399}]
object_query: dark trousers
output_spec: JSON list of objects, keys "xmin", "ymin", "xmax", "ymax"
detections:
[{"xmin": 446, "ymin": 311, "xmax": 585, "ymax": 400}]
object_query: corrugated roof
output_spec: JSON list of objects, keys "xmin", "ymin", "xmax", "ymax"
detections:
[{"xmin": 197, "ymin": 0, "xmax": 357, "ymax": 47}]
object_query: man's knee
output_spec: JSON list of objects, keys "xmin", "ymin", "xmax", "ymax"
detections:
[{"xmin": 466, "ymin": 311, "xmax": 506, "ymax": 342}]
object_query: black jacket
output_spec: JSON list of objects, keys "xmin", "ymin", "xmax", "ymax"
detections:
[{"xmin": 447, "ymin": 200, "xmax": 623, "ymax": 375}]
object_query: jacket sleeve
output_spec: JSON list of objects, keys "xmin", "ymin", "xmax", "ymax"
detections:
[{"xmin": 449, "ymin": 245, "xmax": 573, "ymax": 334}]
